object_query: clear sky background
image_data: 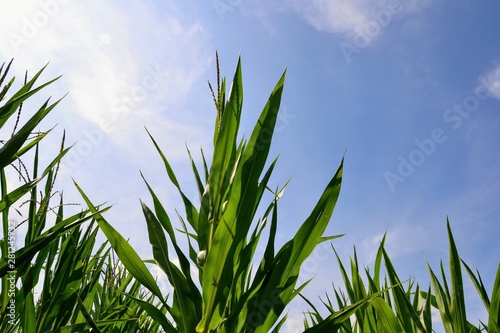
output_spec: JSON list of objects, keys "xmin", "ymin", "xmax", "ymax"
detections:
[{"xmin": 1, "ymin": 1, "xmax": 500, "ymax": 332}]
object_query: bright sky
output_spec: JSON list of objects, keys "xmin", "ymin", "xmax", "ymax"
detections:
[{"xmin": 1, "ymin": 1, "xmax": 500, "ymax": 332}]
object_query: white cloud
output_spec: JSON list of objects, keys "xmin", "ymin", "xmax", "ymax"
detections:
[
  {"xmin": 1, "ymin": 1, "xmax": 213, "ymax": 155},
  {"xmin": 284, "ymin": 316, "xmax": 305, "ymax": 333},
  {"xmin": 287, "ymin": 0, "xmax": 371, "ymax": 34},
  {"xmin": 0, "ymin": 2, "xmax": 215, "ymax": 261},
  {"xmin": 355, "ymin": 214, "xmax": 440, "ymax": 266},
  {"xmin": 284, "ymin": 0, "xmax": 434, "ymax": 39},
  {"xmin": 150, "ymin": 264, "xmax": 174, "ymax": 296},
  {"xmin": 479, "ymin": 65, "xmax": 500, "ymax": 99},
  {"xmin": 383, "ymin": 222, "xmax": 432, "ymax": 255}
]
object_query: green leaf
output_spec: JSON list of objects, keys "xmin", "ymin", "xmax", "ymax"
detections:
[
  {"xmin": 303, "ymin": 295, "xmax": 373, "ymax": 333},
  {"xmin": 427, "ymin": 263, "xmax": 453, "ymax": 332},
  {"xmin": 20, "ymin": 291, "xmax": 36, "ymax": 333},
  {"xmin": 382, "ymin": 246, "xmax": 425, "ymax": 332},
  {"xmin": 127, "ymin": 295, "xmax": 177, "ymax": 332},
  {"xmin": 141, "ymin": 201, "xmax": 200, "ymax": 331},
  {"xmin": 0, "ymin": 68, "xmax": 60, "ymax": 129},
  {"xmin": 74, "ymin": 182, "xmax": 164, "ymax": 302},
  {"xmin": 488, "ymin": 263, "xmax": 500, "ymax": 332},
  {"xmin": 0, "ymin": 97, "xmax": 62, "ymax": 170},
  {"xmin": 146, "ymin": 130, "xmax": 200, "ymax": 235},
  {"xmin": 241, "ymin": 161, "xmax": 343, "ymax": 332},
  {"xmin": 0, "ymin": 208, "xmax": 98, "ymax": 276},
  {"xmin": 197, "ymin": 64, "xmax": 286, "ymax": 332},
  {"xmin": 462, "ymin": 260, "xmax": 491, "ymax": 313},
  {"xmin": 369, "ymin": 297, "xmax": 402, "ymax": 332},
  {"xmin": 446, "ymin": 220, "xmax": 468, "ymax": 333}
]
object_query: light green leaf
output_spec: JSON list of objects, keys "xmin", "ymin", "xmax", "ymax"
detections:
[{"xmin": 75, "ymin": 182, "xmax": 164, "ymax": 302}]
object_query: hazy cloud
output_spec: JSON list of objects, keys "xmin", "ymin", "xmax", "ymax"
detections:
[
  {"xmin": 481, "ymin": 65, "xmax": 500, "ymax": 99},
  {"xmin": 1, "ymin": 1, "xmax": 213, "ymax": 161},
  {"xmin": 284, "ymin": 0, "xmax": 434, "ymax": 37}
]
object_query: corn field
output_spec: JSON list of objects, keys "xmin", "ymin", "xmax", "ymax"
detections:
[{"xmin": 0, "ymin": 57, "xmax": 499, "ymax": 332}]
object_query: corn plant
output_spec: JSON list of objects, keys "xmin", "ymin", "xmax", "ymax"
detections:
[
  {"xmin": 75, "ymin": 55, "xmax": 357, "ymax": 332},
  {"xmin": 425, "ymin": 220, "xmax": 500, "ymax": 333},
  {"xmin": 301, "ymin": 238, "xmax": 432, "ymax": 332},
  {"xmin": 0, "ymin": 59, "xmax": 80, "ymax": 331},
  {"xmin": 0, "ymin": 60, "xmax": 155, "ymax": 332},
  {"xmin": 303, "ymin": 220, "xmax": 500, "ymax": 333},
  {"xmin": 0, "ymin": 60, "xmax": 74, "ymax": 281}
]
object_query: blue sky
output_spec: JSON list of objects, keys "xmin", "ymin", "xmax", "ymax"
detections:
[{"xmin": 1, "ymin": 0, "xmax": 500, "ymax": 331}]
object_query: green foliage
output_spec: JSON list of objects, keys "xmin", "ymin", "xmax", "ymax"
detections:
[
  {"xmin": 425, "ymin": 220, "xmax": 500, "ymax": 333},
  {"xmin": 1, "ymin": 56, "xmax": 498, "ymax": 333},
  {"xmin": 92, "ymin": 56, "xmax": 344, "ymax": 332},
  {"xmin": 0, "ymin": 60, "xmax": 154, "ymax": 333},
  {"xmin": 303, "ymin": 221, "xmax": 500, "ymax": 333},
  {"xmin": 301, "ymin": 237, "xmax": 430, "ymax": 333}
]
